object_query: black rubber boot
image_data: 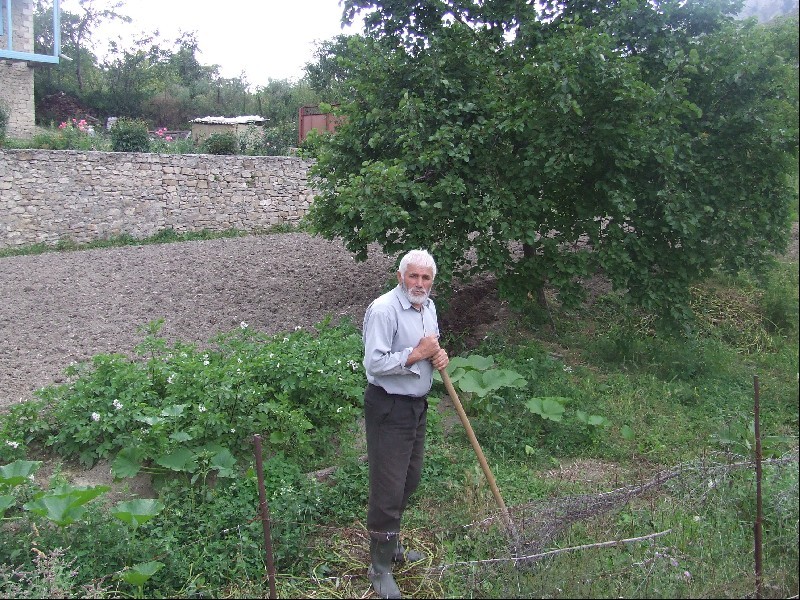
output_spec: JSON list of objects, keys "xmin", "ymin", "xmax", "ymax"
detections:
[
  {"xmin": 392, "ymin": 539, "xmax": 426, "ymax": 564},
  {"xmin": 368, "ymin": 537, "xmax": 402, "ymax": 599}
]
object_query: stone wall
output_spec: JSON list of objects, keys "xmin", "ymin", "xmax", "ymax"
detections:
[
  {"xmin": 0, "ymin": 149, "xmax": 316, "ymax": 249},
  {"xmin": 0, "ymin": 0, "xmax": 36, "ymax": 139}
]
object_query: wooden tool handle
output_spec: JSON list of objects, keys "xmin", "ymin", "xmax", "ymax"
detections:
[{"xmin": 439, "ymin": 368, "xmax": 521, "ymax": 546}]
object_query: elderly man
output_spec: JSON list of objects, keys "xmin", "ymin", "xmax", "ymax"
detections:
[{"xmin": 362, "ymin": 249, "xmax": 449, "ymax": 599}]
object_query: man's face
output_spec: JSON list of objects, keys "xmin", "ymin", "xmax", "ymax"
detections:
[{"xmin": 398, "ymin": 263, "xmax": 434, "ymax": 307}]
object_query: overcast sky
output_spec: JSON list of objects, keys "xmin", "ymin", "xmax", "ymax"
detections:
[{"xmin": 70, "ymin": 0, "xmax": 362, "ymax": 88}]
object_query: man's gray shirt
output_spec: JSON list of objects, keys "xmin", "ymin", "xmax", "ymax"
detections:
[{"xmin": 362, "ymin": 285, "xmax": 440, "ymax": 397}]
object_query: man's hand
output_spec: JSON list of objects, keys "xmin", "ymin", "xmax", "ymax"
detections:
[
  {"xmin": 416, "ymin": 334, "xmax": 441, "ymax": 359},
  {"xmin": 406, "ymin": 334, "xmax": 446, "ymax": 367},
  {"xmin": 431, "ymin": 348, "xmax": 449, "ymax": 371}
]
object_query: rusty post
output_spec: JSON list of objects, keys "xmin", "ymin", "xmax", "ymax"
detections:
[
  {"xmin": 753, "ymin": 376, "xmax": 763, "ymax": 600},
  {"xmin": 253, "ymin": 434, "xmax": 278, "ymax": 599}
]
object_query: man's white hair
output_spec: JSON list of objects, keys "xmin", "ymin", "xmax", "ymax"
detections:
[{"xmin": 398, "ymin": 249, "xmax": 437, "ymax": 278}]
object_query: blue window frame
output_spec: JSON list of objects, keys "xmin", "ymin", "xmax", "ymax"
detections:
[{"xmin": 0, "ymin": 0, "xmax": 61, "ymax": 63}]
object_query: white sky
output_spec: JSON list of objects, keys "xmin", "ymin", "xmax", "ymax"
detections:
[{"xmin": 67, "ymin": 0, "xmax": 362, "ymax": 89}]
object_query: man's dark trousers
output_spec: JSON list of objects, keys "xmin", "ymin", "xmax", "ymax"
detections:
[{"xmin": 364, "ymin": 383, "xmax": 428, "ymax": 539}]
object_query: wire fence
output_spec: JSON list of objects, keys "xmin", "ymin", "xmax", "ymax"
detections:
[{"xmin": 155, "ymin": 450, "xmax": 798, "ymax": 598}]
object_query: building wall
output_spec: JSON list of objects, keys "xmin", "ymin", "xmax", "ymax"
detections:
[
  {"xmin": 190, "ymin": 122, "xmax": 264, "ymax": 145},
  {"xmin": 0, "ymin": 0, "xmax": 36, "ymax": 139},
  {"xmin": 0, "ymin": 149, "xmax": 317, "ymax": 248}
]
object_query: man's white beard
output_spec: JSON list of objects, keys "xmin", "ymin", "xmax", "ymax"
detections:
[{"xmin": 401, "ymin": 282, "xmax": 430, "ymax": 305}]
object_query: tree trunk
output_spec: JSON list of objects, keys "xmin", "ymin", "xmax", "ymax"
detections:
[{"xmin": 522, "ymin": 242, "xmax": 556, "ymax": 331}]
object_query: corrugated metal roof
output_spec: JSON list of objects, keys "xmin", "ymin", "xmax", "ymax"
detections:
[{"xmin": 190, "ymin": 115, "xmax": 267, "ymax": 125}]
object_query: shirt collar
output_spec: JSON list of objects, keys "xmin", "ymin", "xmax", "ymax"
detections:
[{"xmin": 393, "ymin": 285, "xmax": 430, "ymax": 311}]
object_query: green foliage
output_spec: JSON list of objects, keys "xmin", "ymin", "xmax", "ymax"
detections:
[
  {"xmin": 0, "ymin": 238, "xmax": 796, "ymax": 597},
  {"xmin": 0, "ymin": 104, "xmax": 8, "ymax": 145},
  {"xmin": 0, "ymin": 227, "xmax": 266, "ymax": 259},
  {"xmin": 110, "ymin": 118, "xmax": 151, "ymax": 152},
  {"xmin": 23, "ymin": 483, "xmax": 110, "ymax": 527},
  {"xmin": 760, "ymin": 262, "xmax": 800, "ymax": 336},
  {"xmin": 16, "ymin": 317, "xmax": 364, "ymax": 472},
  {"xmin": 25, "ymin": 0, "xmax": 325, "ymax": 159},
  {"xmin": 200, "ymin": 131, "xmax": 239, "ymax": 155},
  {"xmin": 30, "ymin": 124, "xmax": 104, "ymax": 151},
  {"xmin": 308, "ymin": 1, "xmax": 799, "ymax": 328},
  {"xmin": 435, "ymin": 354, "xmax": 527, "ymax": 417},
  {"xmin": 297, "ymin": 127, "xmax": 329, "ymax": 159}
]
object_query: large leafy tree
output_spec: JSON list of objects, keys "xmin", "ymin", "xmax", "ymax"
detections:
[{"xmin": 306, "ymin": 0, "xmax": 799, "ymax": 324}]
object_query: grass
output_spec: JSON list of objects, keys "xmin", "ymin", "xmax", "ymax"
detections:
[
  {"xmin": 0, "ymin": 230, "xmax": 797, "ymax": 599},
  {"xmin": 0, "ymin": 222, "xmax": 304, "ymax": 259}
]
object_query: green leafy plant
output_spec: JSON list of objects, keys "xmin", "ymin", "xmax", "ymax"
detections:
[
  {"xmin": 111, "ymin": 498, "xmax": 165, "ymax": 530},
  {"xmin": 200, "ymin": 131, "xmax": 238, "ymax": 155},
  {"xmin": 711, "ymin": 415, "xmax": 794, "ymax": 459},
  {"xmin": 21, "ymin": 318, "xmax": 365, "ymax": 473},
  {"xmin": 117, "ymin": 561, "xmax": 165, "ymax": 598},
  {"xmin": 435, "ymin": 354, "xmax": 527, "ymax": 416},
  {"xmin": 22, "ymin": 483, "xmax": 110, "ymax": 527},
  {"xmin": 0, "ymin": 460, "xmax": 43, "ymax": 518},
  {"xmin": 110, "ymin": 118, "xmax": 151, "ymax": 152}
]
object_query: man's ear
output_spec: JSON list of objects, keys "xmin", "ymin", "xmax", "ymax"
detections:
[{"xmin": 396, "ymin": 271, "xmax": 403, "ymax": 284}]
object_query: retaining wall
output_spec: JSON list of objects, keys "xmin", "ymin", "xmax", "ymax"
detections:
[{"xmin": 0, "ymin": 149, "xmax": 316, "ymax": 249}]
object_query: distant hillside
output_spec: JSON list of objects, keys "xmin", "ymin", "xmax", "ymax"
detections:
[{"xmin": 738, "ymin": 0, "xmax": 799, "ymax": 22}]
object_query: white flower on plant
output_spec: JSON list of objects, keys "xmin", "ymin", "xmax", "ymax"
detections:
[
  {"xmin": 5, "ymin": 440, "xmax": 19, "ymax": 448},
  {"xmin": 336, "ymin": 407, "xmax": 344, "ymax": 413},
  {"xmin": 230, "ymin": 428, "xmax": 236, "ymax": 433},
  {"xmin": 91, "ymin": 412, "xmax": 101, "ymax": 422},
  {"xmin": 269, "ymin": 353, "xmax": 274, "ymax": 359},
  {"xmin": 693, "ymin": 515, "xmax": 701, "ymax": 522},
  {"xmin": 283, "ymin": 337, "xmax": 289, "ymax": 342},
  {"xmin": 113, "ymin": 399, "xmax": 123, "ymax": 410},
  {"xmin": 563, "ymin": 365, "xmax": 573, "ymax": 373},
  {"xmin": 167, "ymin": 374, "xmax": 175, "ymax": 384},
  {"xmin": 237, "ymin": 357, "xmax": 242, "ymax": 363},
  {"xmin": 203, "ymin": 359, "xmax": 210, "ymax": 366},
  {"xmin": 198, "ymin": 404, "xmax": 207, "ymax": 413},
  {"xmin": 294, "ymin": 325, "xmax": 302, "ymax": 331},
  {"xmin": 240, "ymin": 321, "xmax": 248, "ymax": 329}
]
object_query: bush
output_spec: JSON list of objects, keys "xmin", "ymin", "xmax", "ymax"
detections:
[
  {"xmin": 110, "ymin": 118, "xmax": 151, "ymax": 152},
  {"xmin": 200, "ymin": 132, "xmax": 238, "ymax": 155}
]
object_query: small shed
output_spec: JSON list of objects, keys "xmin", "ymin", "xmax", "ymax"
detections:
[
  {"xmin": 298, "ymin": 105, "xmax": 342, "ymax": 144},
  {"xmin": 190, "ymin": 115, "xmax": 267, "ymax": 145}
]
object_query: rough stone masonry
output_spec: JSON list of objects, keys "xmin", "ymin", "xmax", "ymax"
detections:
[{"xmin": 0, "ymin": 149, "xmax": 316, "ymax": 248}]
